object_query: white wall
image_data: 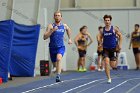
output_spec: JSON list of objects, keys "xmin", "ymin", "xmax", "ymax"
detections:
[
  {"xmin": 11, "ymin": 0, "xmax": 39, "ymax": 25},
  {"xmin": 76, "ymin": 0, "xmax": 134, "ymax": 8},
  {"xmin": 61, "ymin": 0, "xmax": 75, "ymax": 8},
  {"xmin": 61, "ymin": 8, "xmax": 140, "ymax": 70},
  {"xmin": 61, "ymin": 0, "xmax": 136, "ymax": 8},
  {"xmin": 136, "ymin": 0, "xmax": 140, "ymax": 7},
  {"xmin": 0, "ymin": 0, "xmax": 13, "ymax": 20}
]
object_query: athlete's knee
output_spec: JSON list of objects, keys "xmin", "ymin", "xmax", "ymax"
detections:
[
  {"xmin": 110, "ymin": 61, "xmax": 116, "ymax": 68},
  {"xmin": 104, "ymin": 57, "xmax": 110, "ymax": 67},
  {"xmin": 57, "ymin": 54, "xmax": 62, "ymax": 61},
  {"xmin": 104, "ymin": 57, "xmax": 110, "ymax": 65},
  {"xmin": 110, "ymin": 57, "xmax": 116, "ymax": 61}
]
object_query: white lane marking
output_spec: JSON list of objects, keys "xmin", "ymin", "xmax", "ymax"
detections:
[
  {"xmin": 22, "ymin": 73, "xmax": 99, "ymax": 93},
  {"xmin": 62, "ymin": 78, "xmax": 106, "ymax": 93},
  {"xmin": 126, "ymin": 82, "xmax": 140, "ymax": 93},
  {"xmin": 103, "ymin": 78, "xmax": 140, "ymax": 93},
  {"xmin": 76, "ymin": 80, "xmax": 106, "ymax": 93},
  {"xmin": 76, "ymin": 77, "xmax": 120, "ymax": 93}
]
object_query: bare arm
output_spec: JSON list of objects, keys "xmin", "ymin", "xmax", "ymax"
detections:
[
  {"xmin": 96, "ymin": 34, "xmax": 101, "ymax": 45},
  {"xmin": 74, "ymin": 33, "xmax": 80, "ymax": 47},
  {"xmin": 43, "ymin": 24, "xmax": 57, "ymax": 40},
  {"xmin": 87, "ymin": 32, "xmax": 93, "ymax": 46},
  {"xmin": 129, "ymin": 33, "xmax": 133, "ymax": 49},
  {"xmin": 114, "ymin": 26, "xmax": 123, "ymax": 49},
  {"xmin": 98, "ymin": 32, "xmax": 103, "ymax": 47},
  {"xmin": 64, "ymin": 24, "xmax": 72, "ymax": 44}
]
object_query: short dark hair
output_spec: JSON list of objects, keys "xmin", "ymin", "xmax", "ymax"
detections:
[
  {"xmin": 80, "ymin": 25, "xmax": 87, "ymax": 32},
  {"xmin": 135, "ymin": 24, "xmax": 139, "ymax": 27},
  {"xmin": 103, "ymin": 14, "xmax": 112, "ymax": 21},
  {"xmin": 54, "ymin": 11, "xmax": 62, "ymax": 17},
  {"xmin": 98, "ymin": 26, "xmax": 103, "ymax": 30}
]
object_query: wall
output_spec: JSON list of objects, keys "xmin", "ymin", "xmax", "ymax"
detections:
[
  {"xmin": 61, "ymin": 0, "xmax": 75, "ymax": 8},
  {"xmin": 76, "ymin": 0, "xmax": 134, "ymax": 8},
  {"xmin": 61, "ymin": 0, "xmax": 140, "ymax": 8},
  {"xmin": 136, "ymin": 0, "xmax": 140, "ymax": 7},
  {"xmin": 0, "ymin": 0, "xmax": 13, "ymax": 20}
]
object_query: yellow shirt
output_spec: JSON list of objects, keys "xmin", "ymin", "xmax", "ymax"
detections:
[{"xmin": 132, "ymin": 31, "xmax": 140, "ymax": 48}]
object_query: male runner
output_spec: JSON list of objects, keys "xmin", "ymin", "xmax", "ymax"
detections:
[
  {"xmin": 44, "ymin": 11, "xmax": 72, "ymax": 82},
  {"xmin": 99, "ymin": 15, "xmax": 122, "ymax": 83}
]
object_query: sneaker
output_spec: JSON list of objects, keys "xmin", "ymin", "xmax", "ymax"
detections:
[
  {"xmin": 101, "ymin": 69, "xmax": 104, "ymax": 72},
  {"xmin": 113, "ymin": 68, "xmax": 118, "ymax": 70},
  {"xmin": 56, "ymin": 75, "xmax": 61, "ymax": 82},
  {"xmin": 98, "ymin": 69, "xmax": 101, "ymax": 71},
  {"xmin": 78, "ymin": 68, "xmax": 83, "ymax": 72},
  {"xmin": 107, "ymin": 78, "xmax": 111, "ymax": 84},
  {"xmin": 8, "ymin": 77, "xmax": 12, "ymax": 80},
  {"xmin": 52, "ymin": 67, "xmax": 56, "ymax": 73},
  {"xmin": 135, "ymin": 67, "xmax": 139, "ymax": 70},
  {"xmin": 83, "ymin": 68, "xmax": 87, "ymax": 72}
]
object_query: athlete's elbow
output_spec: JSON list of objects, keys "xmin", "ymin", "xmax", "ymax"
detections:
[
  {"xmin": 43, "ymin": 35, "xmax": 48, "ymax": 40},
  {"xmin": 91, "ymin": 39, "xmax": 93, "ymax": 43},
  {"xmin": 120, "ymin": 35, "xmax": 123, "ymax": 40}
]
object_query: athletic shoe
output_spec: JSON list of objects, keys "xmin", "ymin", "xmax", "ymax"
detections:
[
  {"xmin": 113, "ymin": 68, "xmax": 118, "ymax": 70},
  {"xmin": 101, "ymin": 69, "xmax": 104, "ymax": 72},
  {"xmin": 98, "ymin": 69, "xmax": 101, "ymax": 71},
  {"xmin": 8, "ymin": 77, "xmax": 12, "ymax": 80},
  {"xmin": 78, "ymin": 68, "xmax": 83, "ymax": 72},
  {"xmin": 56, "ymin": 75, "xmax": 61, "ymax": 82},
  {"xmin": 135, "ymin": 67, "xmax": 139, "ymax": 70},
  {"xmin": 107, "ymin": 78, "xmax": 111, "ymax": 84},
  {"xmin": 52, "ymin": 67, "xmax": 56, "ymax": 73},
  {"xmin": 83, "ymin": 68, "xmax": 87, "ymax": 72}
]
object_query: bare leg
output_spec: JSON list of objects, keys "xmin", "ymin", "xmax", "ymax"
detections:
[
  {"xmin": 138, "ymin": 53, "xmax": 140, "ymax": 68},
  {"xmin": 56, "ymin": 54, "xmax": 62, "ymax": 82},
  {"xmin": 53, "ymin": 62, "xmax": 56, "ymax": 68},
  {"xmin": 115, "ymin": 54, "xmax": 119, "ymax": 69},
  {"xmin": 83, "ymin": 56, "xmax": 86, "ymax": 68},
  {"xmin": 80, "ymin": 56, "xmax": 87, "ymax": 71},
  {"xmin": 110, "ymin": 61, "xmax": 117, "ymax": 69},
  {"xmin": 135, "ymin": 53, "xmax": 140, "ymax": 69},
  {"xmin": 52, "ymin": 62, "xmax": 57, "ymax": 72},
  {"xmin": 104, "ymin": 57, "xmax": 111, "ymax": 83},
  {"xmin": 77, "ymin": 58, "xmax": 81, "ymax": 70},
  {"xmin": 97, "ymin": 55, "xmax": 101, "ymax": 71},
  {"xmin": 134, "ymin": 54, "xmax": 139, "ymax": 69},
  {"xmin": 80, "ymin": 57, "xmax": 84, "ymax": 69},
  {"xmin": 56, "ymin": 54, "xmax": 62, "ymax": 74},
  {"xmin": 100, "ymin": 56, "xmax": 104, "ymax": 70}
]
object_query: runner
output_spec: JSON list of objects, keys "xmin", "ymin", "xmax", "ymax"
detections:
[
  {"xmin": 99, "ymin": 15, "xmax": 122, "ymax": 83},
  {"xmin": 44, "ymin": 11, "xmax": 72, "ymax": 82}
]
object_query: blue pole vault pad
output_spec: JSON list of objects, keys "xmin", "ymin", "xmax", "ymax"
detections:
[
  {"xmin": 0, "ymin": 20, "xmax": 14, "ymax": 82},
  {"xmin": 9, "ymin": 21, "xmax": 40, "ymax": 77},
  {"xmin": 0, "ymin": 20, "xmax": 40, "ymax": 82}
]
